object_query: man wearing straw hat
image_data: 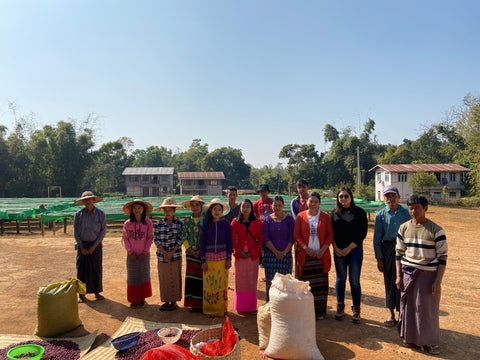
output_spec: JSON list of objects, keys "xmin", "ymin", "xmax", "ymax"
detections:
[
  {"xmin": 74, "ymin": 191, "xmax": 106, "ymax": 303},
  {"xmin": 153, "ymin": 197, "xmax": 184, "ymax": 311}
]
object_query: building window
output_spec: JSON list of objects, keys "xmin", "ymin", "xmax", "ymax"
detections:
[
  {"xmin": 376, "ymin": 172, "xmax": 381, "ymax": 182},
  {"xmin": 449, "ymin": 191, "xmax": 457, "ymax": 198},
  {"xmin": 130, "ymin": 176, "xmax": 138, "ymax": 182},
  {"xmin": 385, "ymin": 172, "xmax": 390, "ymax": 182},
  {"xmin": 142, "ymin": 176, "xmax": 149, "ymax": 182},
  {"xmin": 398, "ymin": 173, "xmax": 407, "ymax": 182},
  {"xmin": 449, "ymin": 173, "xmax": 456, "ymax": 182}
]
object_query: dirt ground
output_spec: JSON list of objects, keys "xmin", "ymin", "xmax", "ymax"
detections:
[{"xmin": 0, "ymin": 205, "xmax": 479, "ymax": 360}]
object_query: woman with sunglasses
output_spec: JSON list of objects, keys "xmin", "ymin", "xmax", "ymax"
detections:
[{"xmin": 330, "ymin": 187, "xmax": 368, "ymax": 323}]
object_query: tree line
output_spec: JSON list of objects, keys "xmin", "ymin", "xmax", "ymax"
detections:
[{"xmin": 1, "ymin": 94, "xmax": 479, "ymax": 199}]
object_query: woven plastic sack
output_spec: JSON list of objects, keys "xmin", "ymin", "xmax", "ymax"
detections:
[
  {"xmin": 257, "ymin": 301, "xmax": 271, "ymax": 350},
  {"xmin": 264, "ymin": 273, "xmax": 324, "ymax": 360},
  {"xmin": 34, "ymin": 278, "xmax": 86, "ymax": 337}
]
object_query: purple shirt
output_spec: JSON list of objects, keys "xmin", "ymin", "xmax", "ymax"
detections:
[
  {"xmin": 262, "ymin": 214, "xmax": 295, "ymax": 253},
  {"xmin": 200, "ymin": 219, "xmax": 233, "ymax": 263}
]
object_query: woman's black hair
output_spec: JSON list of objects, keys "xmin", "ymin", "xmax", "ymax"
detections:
[
  {"xmin": 307, "ymin": 191, "xmax": 322, "ymax": 203},
  {"xmin": 129, "ymin": 203, "xmax": 147, "ymax": 224},
  {"xmin": 334, "ymin": 187, "xmax": 356, "ymax": 216},
  {"xmin": 273, "ymin": 195, "xmax": 284, "ymax": 205},
  {"xmin": 205, "ymin": 203, "xmax": 224, "ymax": 223},
  {"xmin": 236, "ymin": 198, "xmax": 256, "ymax": 222}
]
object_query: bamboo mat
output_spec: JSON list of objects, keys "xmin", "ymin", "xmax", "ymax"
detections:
[
  {"xmin": 82, "ymin": 316, "xmax": 218, "ymax": 360},
  {"xmin": 0, "ymin": 331, "xmax": 97, "ymax": 358}
]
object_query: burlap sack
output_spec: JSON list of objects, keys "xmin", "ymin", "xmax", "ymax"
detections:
[
  {"xmin": 34, "ymin": 278, "xmax": 86, "ymax": 337},
  {"xmin": 257, "ymin": 301, "xmax": 271, "ymax": 350},
  {"xmin": 264, "ymin": 273, "xmax": 324, "ymax": 360}
]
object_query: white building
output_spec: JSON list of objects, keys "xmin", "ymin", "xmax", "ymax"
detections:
[
  {"xmin": 122, "ymin": 167, "xmax": 174, "ymax": 197},
  {"xmin": 369, "ymin": 164, "xmax": 470, "ymax": 202}
]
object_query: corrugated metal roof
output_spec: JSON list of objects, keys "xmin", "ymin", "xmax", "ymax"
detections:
[
  {"xmin": 369, "ymin": 164, "xmax": 470, "ymax": 173},
  {"xmin": 178, "ymin": 171, "xmax": 225, "ymax": 179},
  {"xmin": 122, "ymin": 167, "xmax": 175, "ymax": 175}
]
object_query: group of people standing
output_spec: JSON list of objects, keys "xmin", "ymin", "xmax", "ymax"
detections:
[{"xmin": 73, "ymin": 179, "xmax": 447, "ymax": 355}]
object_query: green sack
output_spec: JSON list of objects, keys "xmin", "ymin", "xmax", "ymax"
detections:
[{"xmin": 34, "ymin": 278, "xmax": 86, "ymax": 337}]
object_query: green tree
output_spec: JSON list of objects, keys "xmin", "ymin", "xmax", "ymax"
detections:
[
  {"xmin": 173, "ymin": 139, "xmax": 208, "ymax": 172},
  {"xmin": 0, "ymin": 126, "xmax": 11, "ymax": 197},
  {"xmin": 132, "ymin": 145, "xmax": 173, "ymax": 167},
  {"xmin": 83, "ymin": 140, "xmax": 131, "ymax": 194},
  {"xmin": 322, "ymin": 119, "xmax": 384, "ymax": 191},
  {"xmin": 6, "ymin": 121, "xmax": 35, "ymax": 196},
  {"xmin": 409, "ymin": 169, "xmax": 438, "ymax": 194},
  {"xmin": 279, "ymin": 144, "xmax": 324, "ymax": 191},
  {"xmin": 452, "ymin": 94, "xmax": 480, "ymax": 195},
  {"xmin": 28, "ymin": 121, "xmax": 95, "ymax": 196},
  {"xmin": 202, "ymin": 147, "xmax": 251, "ymax": 188}
]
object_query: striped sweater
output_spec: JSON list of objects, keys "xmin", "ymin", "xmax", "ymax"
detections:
[{"xmin": 396, "ymin": 219, "xmax": 447, "ymax": 271}]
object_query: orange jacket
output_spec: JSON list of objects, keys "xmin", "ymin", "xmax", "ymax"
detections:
[{"xmin": 294, "ymin": 210, "xmax": 334, "ymax": 277}]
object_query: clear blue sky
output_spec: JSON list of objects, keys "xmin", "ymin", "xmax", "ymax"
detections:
[{"xmin": 1, "ymin": 1, "xmax": 479, "ymax": 168}]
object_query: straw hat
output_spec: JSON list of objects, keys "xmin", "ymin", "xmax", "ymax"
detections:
[
  {"xmin": 154, "ymin": 197, "xmax": 183, "ymax": 211},
  {"xmin": 204, "ymin": 198, "xmax": 229, "ymax": 214},
  {"xmin": 181, "ymin": 195, "xmax": 206, "ymax": 209},
  {"xmin": 123, "ymin": 199, "xmax": 153, "ymax": 216},
  {"xmin": 74, "ymin": 191, "xmax": 103, "ymax": 206}
]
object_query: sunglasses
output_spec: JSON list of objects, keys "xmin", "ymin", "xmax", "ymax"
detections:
[{"xmin": 339, "ymin": 195, "xmax": 350, "ymax": 199}]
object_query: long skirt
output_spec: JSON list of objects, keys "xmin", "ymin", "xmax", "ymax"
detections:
[
  {"xmin": 234, "ymin": 257, "xmax": 259, "ymax": 312},
  {"xmin": 263, "ymin": 250, "xmax": 293, "ymax": 301},
  {"xmin": 203, "ymin": 260, "xmax": 228, "ymax": 316},
  {"xmin": 126, "ymin": 253, "xmax": 152, "ymax": 304},
  {"xmin": 184, "ymin": 253, "xmax": 203, "ymax": 309},
  {"xmin": 299, "ymin": 255, "xmax": 329, "ymax": 316},
  {"xmin": 76, "ymin": 246, "xmax": 103, "ymax": 294},
  {"xmin": 157, "ymin": 259, "xmax": 182, "ymax": 303},
  {"xmin": 398, "ymin": 266, "xmax": 440, "ymax": 346}
]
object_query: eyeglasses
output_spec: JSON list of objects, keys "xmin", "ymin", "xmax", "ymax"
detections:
[{"xmin": 339, "ymin": 195, "xmax": 350, "ymax": 199}]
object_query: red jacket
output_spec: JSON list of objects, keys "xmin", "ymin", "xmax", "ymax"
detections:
[
  {"xmin": 230, "ymin": 218, "xmax": 263, "ymax": 260},
  {"xmin": 294, "ymin": 210, "xmax": 334, "ymax": 277}
]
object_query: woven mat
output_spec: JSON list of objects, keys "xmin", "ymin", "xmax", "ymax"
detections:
[
  {"xmin": 0, "ymin": 331, "xmax": 97, "ymax": 358},
  {"xmin": 82, "ymin": 316, "xmax": 218, "ymax": 360}
]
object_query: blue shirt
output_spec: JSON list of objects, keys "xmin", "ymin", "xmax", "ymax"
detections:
[
  {"xmin": 73, "ymin": 206, "xmax": 106, "ymax": 248},
  {"xmin": 373, "ymin": 205, "xmax": 411, "ymax": 259}
]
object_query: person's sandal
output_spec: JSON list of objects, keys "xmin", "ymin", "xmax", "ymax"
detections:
[
  {"xmin": 78, "ymin": 294, "xmax": 87, "ymax": 303},
  {"xmin": 95, "ymin": 294, "xmax": 105, "ymax": 300},
  {"xmin": 384, "ymin": 319, "xmax": 397, "ymax": 327},
  {"xmin": 425, "ymin": 345, "xmax": 440, "ymax": 355},
  {"xmin": 159, "ymin": 303, "xmax": 170, "ymax": 311}
]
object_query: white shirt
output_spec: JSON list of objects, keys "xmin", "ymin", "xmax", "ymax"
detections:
[{"xmin": 307, "ymin": 212, "xmax": 320, "ymax": 251}]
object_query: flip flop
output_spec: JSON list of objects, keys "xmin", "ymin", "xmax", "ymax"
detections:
[
  {"xmin": 384, "ymin": 319, "xmax": 397, "ymax": 327},
  {"xmin": 425, "ymin": 345, "xmax": 440, "ymax": 355},
  {"xmin": 166, "ymin": 303, "xmax": 178, "ymax": 311},
  {"xmin": 159, "ymin": 303, "xmax": 170, "ymax": 311},
  {"xmin": 78, "ymin": 295, "xmax": 87, "ymax": 303},
  {"xmin": 95, "ymin": 294, "xmax": 105, "ymax": 300}
]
